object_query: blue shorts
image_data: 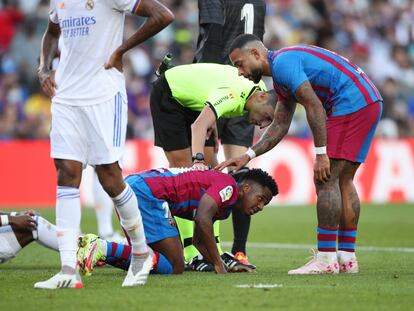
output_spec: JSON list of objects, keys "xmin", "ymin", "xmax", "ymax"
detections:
[{"xmin": 125, "ymin": 175, "xmax": 179, "ymax": 244}]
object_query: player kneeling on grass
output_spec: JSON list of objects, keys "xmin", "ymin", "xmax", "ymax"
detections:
[
  {"xmin": 0, "ymin": 211, "xmax": 59, "ymax": 265},
  {"xmin": 78, "ymin": 167, "xmax": 278, "ymax": 275}
]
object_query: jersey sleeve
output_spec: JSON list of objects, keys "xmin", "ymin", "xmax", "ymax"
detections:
[
  {"xmin": 205, "ymin": 175, "xmax": 238, "ymax": 208},
  {"xmin": 198, "ymin": 0, "xmax": 225, "ymax": 25},
  {"xmin": 274, "ymin": 52, "xmax": 309, "ymax": 98},
  {"xmin": 205, "ymin": 87, "xmax": 239, "ymax": 119},
  {"xmin": 112, "ymin": 0, "xmax": 142, "ymax": 14},
  {"xmin": 49, "ymin": 0, "xmax": 59, "ymax": 24}
]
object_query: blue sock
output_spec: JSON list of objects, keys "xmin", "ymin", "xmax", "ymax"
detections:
[{"xmin": 152, "ymin": 251, "xmax": 173, "ymax": 275}]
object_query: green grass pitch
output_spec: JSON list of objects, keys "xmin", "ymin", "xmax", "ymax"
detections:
[{"xmin": 0, "ymin": 204, "xmax": 413, "ymax": 311}]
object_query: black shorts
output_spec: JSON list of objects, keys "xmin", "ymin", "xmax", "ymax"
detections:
[
  {"xmin": 217, "ymin": 115, "xmax": 254, "ymax": 147},
  {"xmin": 150, "ymin": 75, "xmax": 215, "ymax": 152}
]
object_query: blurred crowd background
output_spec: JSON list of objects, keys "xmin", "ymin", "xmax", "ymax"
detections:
[{"xmin": 1, "ymin": 0, "xmax": 413, "ymax": 141}]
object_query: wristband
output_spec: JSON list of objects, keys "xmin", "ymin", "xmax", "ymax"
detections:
[
  {"xmin": 315, "ymin": 146, "xmax": 327, "ymax": 155},
  {"xmin": 1, "ymin": 215, "xmax": 9, "ymax": 226},
  {"xmin": 245, "ymin": 147, "xmax": 256, "ymax": 159}
]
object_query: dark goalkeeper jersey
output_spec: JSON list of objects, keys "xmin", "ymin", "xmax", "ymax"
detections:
[{"xmin": 196, "ymin": 0, "xmax": 266, "ymax": 64}]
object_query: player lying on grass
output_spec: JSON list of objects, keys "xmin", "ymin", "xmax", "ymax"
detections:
[
  {"xmin": 0, "ymin": 211, "xmax": 58, "ymax": 264},
  {"xmin": 77, "ymin": 167, "xmax": 278, "ymax": 275}
]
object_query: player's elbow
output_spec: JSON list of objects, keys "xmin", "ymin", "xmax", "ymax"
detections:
[{"xmin": 157, "ymin": 7, "xmax": 175, "ymax": 29}]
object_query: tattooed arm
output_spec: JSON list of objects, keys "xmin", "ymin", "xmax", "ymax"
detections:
[
  {"xmin": 251, "ymin": 99, "xmax": 296, "ymax": 156},
  {"xmin": 294, "ymin": 80, "xmax": 330, "ymax": 183},
  {"xmin": 215, "ymin": 98, "xmax": 296, "ymax": 171}
]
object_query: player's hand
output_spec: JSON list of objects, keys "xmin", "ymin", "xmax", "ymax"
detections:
[
  {"xmin": 104, "ymin": 50, "xmax": 124, "ymax": 73},
  {"xmin": 227, "ymin": 264, "xmax": 256, "ymax": 273},
  {"xmin": 9, "ymin": 215, "xmax": 37, "ymax": 231},
  {"xmin": 314, "ymin": 154, "xmax": 330, "ymax": 183},
  {"xmin": 192, "ymin": 161, "xmax": 209, "ymax": 171},
  {"xmin": 38, "ymin": 68, "xmax": 57, "ymax": 98},
  {"xmin": 214, "ymin": 262, "xmax": 228, "ymax": 274},
  {"xmin": 24, "ymin": 210, "xmax": 37, "ymax": 216},
  {"xmin": 215, "ymin": 154, "xmax": 250, "ymax": 172}
]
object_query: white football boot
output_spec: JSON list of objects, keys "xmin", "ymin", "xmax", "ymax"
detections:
[
  {"xmin": 122, "ymin": 248, "xmax": 154, "ymax": 287},
  {"xmin": 34, "ymin": 272, "xmax": 83, "ymax": 289},
  {"xmin": 288, "ymin": 250, "xmax": 339, "ymax": 275}
]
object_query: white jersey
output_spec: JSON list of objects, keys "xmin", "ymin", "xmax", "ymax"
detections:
[{"xmin": 49, "ymin": 0, "xmax": 141, "ymax": 105}]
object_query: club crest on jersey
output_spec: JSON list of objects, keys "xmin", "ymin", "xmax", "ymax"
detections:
[
  {"xmin": 219, "ymin": 186, "xmax": 233, "ymax": 202},
  {"xmin": 85, "ymin": 0, "xmax": 94, "ymax": 10}
]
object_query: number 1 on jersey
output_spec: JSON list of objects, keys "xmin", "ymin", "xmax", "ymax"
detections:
[{"xmin": 241, "ymin": 3, "xmax": 254, "ymax": 34}]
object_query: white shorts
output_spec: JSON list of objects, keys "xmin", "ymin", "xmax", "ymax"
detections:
[
  {"xmin": 50, "ymin": 92, "xmax": 127, "ymax": 166},
  {"xmin": 0, "ymin": 226, "xmax": 21, "ymax": 264}
]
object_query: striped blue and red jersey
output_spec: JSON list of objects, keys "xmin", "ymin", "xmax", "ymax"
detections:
[
  {"xmin": 268, "ymin": 45, "xmax": 382, "ymax": 117},
  {"xmin": 135, "ymin": 168, "xmax": 238, "ymax": 220}
]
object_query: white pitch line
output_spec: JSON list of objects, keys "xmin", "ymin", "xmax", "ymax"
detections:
[{"xmin": 221, "ymin": 242, "xmax": 414, "ymax": 253}]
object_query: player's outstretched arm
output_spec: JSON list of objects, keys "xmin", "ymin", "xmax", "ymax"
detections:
[
  {"xmin": 193, "ymin": 194, "xmax": 227, "ymax": 274},
  {"xmin": 191, "ymin": 105, "xmax": 218, "ymax": 170},
  {"xmin": 215, "ymin": 98, "xmax": 296, "ymax": 172},
  {"xmin": 105, "ymin": 0, "xmax": 174, "ymax": 72},
  {"xmin": 294, "ymin": 80, "xmax": 330, "ymax": 183},
  {"xmin": 38, "ymin": 20, "xmax": 60, "ymax": 97}
]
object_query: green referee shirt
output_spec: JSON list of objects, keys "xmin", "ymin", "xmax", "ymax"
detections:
[{"xmin": 164, "ymin": 63, "xmax": 266, "ymax": 119}]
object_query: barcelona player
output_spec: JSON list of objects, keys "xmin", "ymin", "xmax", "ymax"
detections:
[{"xmin": 217, "ymin": 34, "xmax": 382, "ymax": 274}]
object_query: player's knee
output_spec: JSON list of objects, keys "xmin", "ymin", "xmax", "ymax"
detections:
[{"xmin": 172, "ymin": 261, "xmax": 185, "ymax": 274}]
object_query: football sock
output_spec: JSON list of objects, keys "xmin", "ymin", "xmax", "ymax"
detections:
[
  {"xmin": 112, "ymin": 184, "xmax": 147, "ymax": 255},
  {"xmin": 56, "ymin": 186, "xmax": 81, "ymax": 271},
  {"xmin": 213, "ymin": 221, "xmax": 223, "ymax": 255},
  {"xmin": 104, "ymin": 240, "xmax": 131, "ymax": 270},
  {"xmin": 4, "ymin": 227, "xmax": 22, "ymax": 256},
  {"xmin": 104, "ymin": 241, "xmax": 172, "ymax": 274},
  {"xmin": 175, "ymin": 217, "xmax": 198, "ymax": 262},
  {"xmin": 317, "ymin": 225, "xmax": 338, "ymax": 263},
  {"xmin": 338, "ymin": 227, "xmax": 357, "ymax": 252},
  {"xmin": 93, "ymin": 172, "xmax": 114, "ymax": 237},
  {"xmin": 231, "ymin": 207, "xmax": 251, "ymax": 254},
  {"xmin": 152, "ymin": 250, "xmax": 173, "ymax": 274},
  {"xmin": 32, "ymin": 215, "xmax": 58, "ymax": 251}
]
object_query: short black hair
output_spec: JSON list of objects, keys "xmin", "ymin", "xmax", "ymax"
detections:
[
  {"xmin": 229, "ymin": 34, "xmax": 262, "ymax": 53},
  {"xmin": 266, "ymin": 90, "xmax": 278, "ymax": 108},
  {"xmin": 230, "ymin": 168, "xmax": 278, "ymax": 196}
]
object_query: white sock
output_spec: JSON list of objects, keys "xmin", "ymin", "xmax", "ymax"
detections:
[
  {"xmin": 56, "ymin": 186, "xmax": 81, "ymax": 271},
  {"xmin": 112, "ymin": 184, "xmax": 147, "ymax": 254},
  {"xmin": 32, "ymin": 215, "xmax": 58, "ymax": 251},
  {"xmin": 337, "ymin": 250, "xmax": 356, "ymax": 262},
  {"xmin": 93, "ymin": 173, "xmax": 114, "ymax": 237},
  {"xmin": 317, "ymin": 251, "xmax": 337, "ymax": 264},
  {"xmin": 1, "ymin": 227, "xmax": 22, "ymax": 260}
]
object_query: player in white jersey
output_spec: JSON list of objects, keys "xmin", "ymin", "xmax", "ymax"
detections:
[
  {"xmin": 36, "ymin": 0, "xmax": 174, "ymax": 289},
  {"xmin": 0, "ymin": 211, "xmax": 59, "ymax": 264}
]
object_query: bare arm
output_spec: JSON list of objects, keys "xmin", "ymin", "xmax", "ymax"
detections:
[
  {"xmin": 105, "ymin": 0, "xmax": 174, "ymax": 71},
  {"xmin": 294, "ymin": 80, "xmax": 327, "ymax": 148},
  {"xmin": 193, "ymin": 194, "xmax": 226, "ymax": 274},
  {"xmin": 38, "ymin": 20, "xmax": 61, "ymax": 97},
  {"xmin": 191, "ymin": 105, "xmax": 217, "ymax": 169},
  {"xmin": 251, "ymin": 99, "xmax": 296, "ymax": 156},
  {"xmin": 215, "ymin": 98, "xmax": 296, "ymax": 171},
  {"xmin": 294, "ymin": 80, "xmax": 330, "ymax": 183}
]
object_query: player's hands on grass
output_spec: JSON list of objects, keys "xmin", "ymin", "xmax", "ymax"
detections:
[
  {"xmin": 314, "ymin": 154, "xmax": 330, "ymax": 183},
  {"xmin": 227, "ymin": 265, "xmax": 256, "ymax": 273},
  {"xmin": 9, "ymin": 215, "xmax": 37, "ymax": 231},
  {"xmin": 105, "ymin": 49, "xmax": 124, "ymax": 73},
  {"xmin": 215, "ymin": 154, "xmax": 250, "ymax": 172},
  {"xmin": 38, "ymin": 68, "xmax": 57, "ymax": 97},
  {"xmin": 214, "ymin": 262, "xmax": 228, "ymax": 274}
]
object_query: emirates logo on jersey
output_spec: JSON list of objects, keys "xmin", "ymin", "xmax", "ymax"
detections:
[{"xmin": 85, "ymin": 0, "xmax": 94, "ymax": 10}]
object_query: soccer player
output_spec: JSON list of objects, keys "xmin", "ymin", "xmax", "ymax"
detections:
[
  {"xmin": 191, "ymin": 0, "xmax": 266, "ymax": 267},
  {"xmin": 217, "ymin": 34, "xmax": 383, "ymax": 275},
  {"xmin": 77, "ymin": 168, "xmax": 278, "ymax": 275},
  {"xmin": 0, "ymin": 211, "xmax": 59, "ymax": 264},
  {"xmin": 36, "ymin": 0, "xmax": 173, "ymax": 289}
]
